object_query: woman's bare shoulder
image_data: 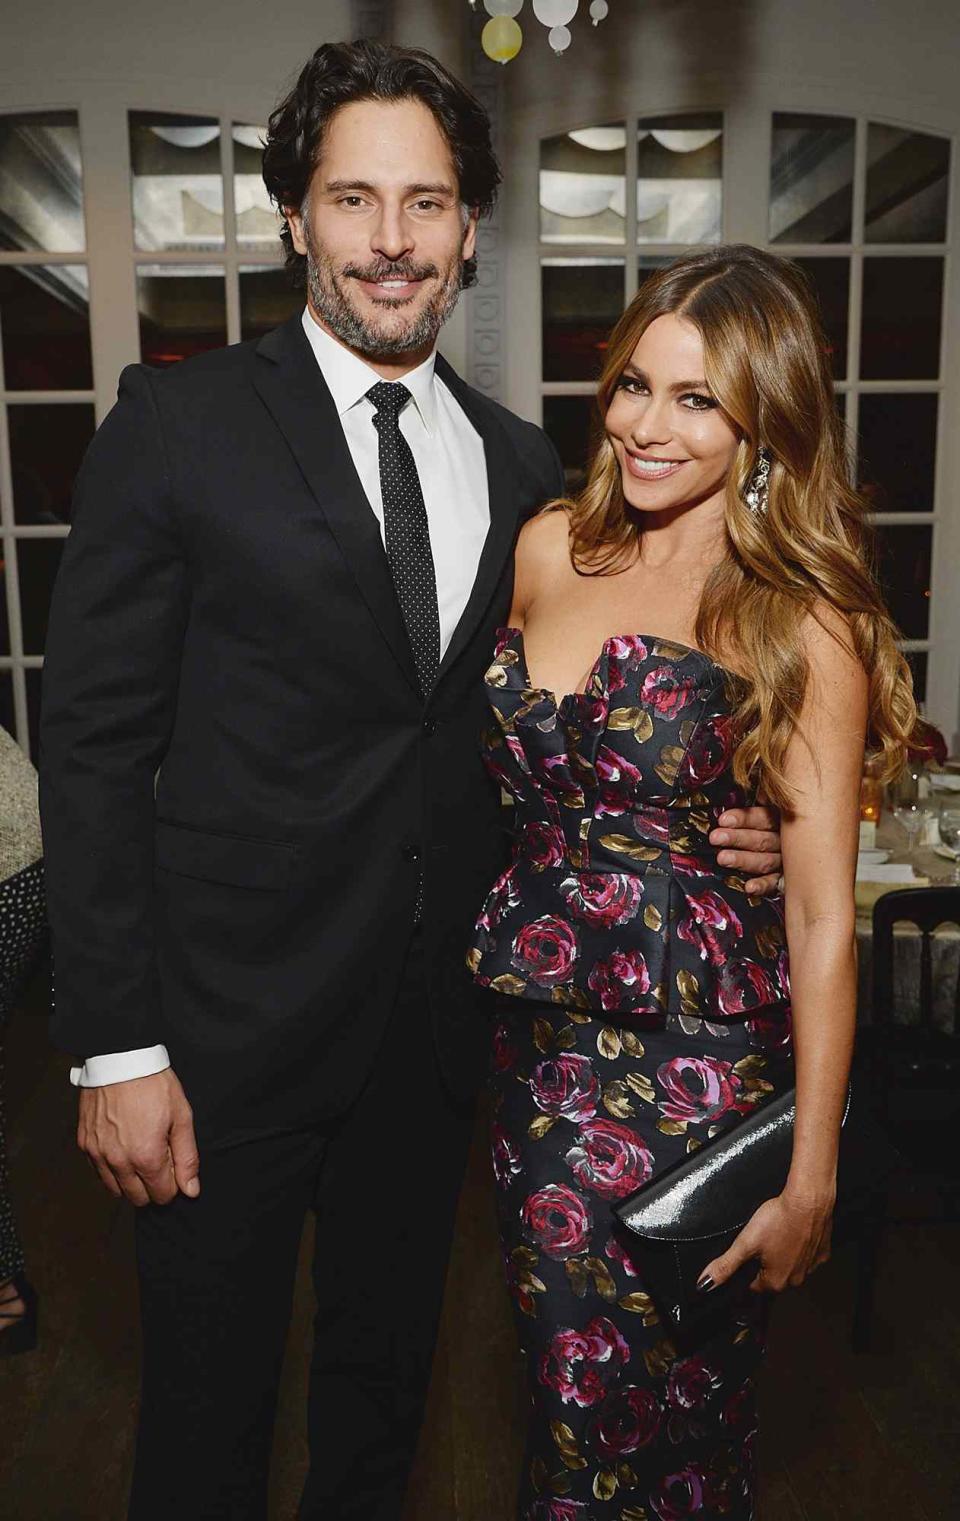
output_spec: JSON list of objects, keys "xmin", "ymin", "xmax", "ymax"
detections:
[{"xmin": 516, "ymin": 503, "xmax": 573, "ymax": 572}]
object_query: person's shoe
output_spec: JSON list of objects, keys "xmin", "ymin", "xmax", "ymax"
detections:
[{"xmin": 0, "ymin": 1275, "xmax": 38, "ymax": 1357}]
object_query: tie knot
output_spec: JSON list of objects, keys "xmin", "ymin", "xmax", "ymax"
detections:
[{"xmin": 367, "ymin": 381, "xmax": 411, "ymax": 422}]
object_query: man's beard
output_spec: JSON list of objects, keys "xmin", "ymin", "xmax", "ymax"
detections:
[{"xmin": 303, "ymin": 232, "xmax": 463, "ymax": 359}]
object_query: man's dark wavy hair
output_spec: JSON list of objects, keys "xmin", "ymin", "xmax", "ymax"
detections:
[{"xmin": 262, "ymin": 39, "xmax": 501, "ymax": 290}]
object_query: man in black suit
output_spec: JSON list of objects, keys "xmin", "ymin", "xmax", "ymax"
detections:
[{"xmin": 39, "ymin": 40, "xmax": 783, "ymax": 1521}]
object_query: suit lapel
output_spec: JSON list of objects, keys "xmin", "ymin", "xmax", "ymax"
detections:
[
  {"xmin": 434, "ymin": 355, "xmax": 521, "ymax": 687},
  {"xmin": 253, "ymin": 316, "xmax": 419, "ymax": 695}
]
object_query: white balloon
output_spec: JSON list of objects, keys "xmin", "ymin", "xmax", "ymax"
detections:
[
  {"xmin": 548, "ymin": 22, "xmax": 572, "ymax": 51},
  {"xmin": 484, "ymin": 0, "xmax": 523, "ymax": 16},
  {"xmin": 589, "ymin": 0, "xmax": 608, "ymax": 23},
  {"xmin": 534, "ymin": 0, "xmax": 578, "ymax": 28}
]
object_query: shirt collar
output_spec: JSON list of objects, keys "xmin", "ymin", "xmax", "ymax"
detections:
[{"xmin": 300, "ymin": 307, "xmax": 438, "ymax": 435}]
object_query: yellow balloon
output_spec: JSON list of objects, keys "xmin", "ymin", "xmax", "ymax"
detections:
[{"xmin": 481, "ymin": 14, "xmax": 523, "ymax": 63}]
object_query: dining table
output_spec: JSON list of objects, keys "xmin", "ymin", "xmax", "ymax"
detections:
[{"xmin": 853, "ymin": 791, "xmax": 960, "ymax": 1032}]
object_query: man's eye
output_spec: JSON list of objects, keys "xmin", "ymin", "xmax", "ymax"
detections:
[
  {"xmin": 340, "ymin": 196, "xmax": 366, "ymax": 208},
  {"xmin": 413, "ymin": 199, "xmax": 442, "ymax": 212}
]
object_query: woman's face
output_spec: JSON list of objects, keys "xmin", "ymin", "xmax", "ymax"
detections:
[{"xmin": 604, "ymin": 312, "xmax": 739, "ymax": 516}]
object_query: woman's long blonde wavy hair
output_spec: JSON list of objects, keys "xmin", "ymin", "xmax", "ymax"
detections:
[{"xmin": 564, "ymin": 244, "xmax": 916, "ymax": 810}]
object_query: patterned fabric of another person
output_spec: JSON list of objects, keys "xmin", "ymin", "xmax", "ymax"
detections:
[{"xmin": 469, "ymin": 629, "xmax": 795, "ymax": 1520}]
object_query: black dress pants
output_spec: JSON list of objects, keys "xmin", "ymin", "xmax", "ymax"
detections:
[{"xmin": 128, "ymin": 935, "xmax": 476, "ymax": 1521}]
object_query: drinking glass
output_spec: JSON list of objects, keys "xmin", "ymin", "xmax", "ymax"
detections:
[
  {"xmin": 891, "ymin": 765, "xmax": 932, "ymax": 865},
  {"xmin": 938, "ymin": 803, "xmax": 960, "ymax": 885}
]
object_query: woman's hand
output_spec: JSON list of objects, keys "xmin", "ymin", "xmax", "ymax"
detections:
[{"xmin": 696, "ymin": 1183, "xmax": 835, "ymax": 1295}]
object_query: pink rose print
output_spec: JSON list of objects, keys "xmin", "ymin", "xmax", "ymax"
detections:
[
  {"xmin": 493, "ymin": 627, "xmax": 515, "ymax": 659},
  {"xmin": 529, "ymin": 1052, "xmax": 600, "ymax": 1122},
  {"xmin": 641, "ymin": 665, "xmax": 697, "ymax": 719},
  {"xmin": 511, "ymin": 915, "xmax": 579, "ymax": 988},
  {"xmin": 747, "ymin": 1004, "xmax": 793, "ymax": 1055},
  {"xmin": 589, "ymin": 1384, "xmax": 662, "ymax": 1458},
  {"xmin": 475, "ymin": 866, "xmax": 520, "ymax": 940},
  {"xmin": 604, "ymin": 1233, "xmax": 640, "ymax": 1278},
  {"xmin": 596, "ymin": 745, "xmax": 643, "ymax": 815},
  {"xmin": 521, "ymin": 1183, "xmax": 593, "ymax": 1261},
  {"xmin": 539, "ymin": 1315, "xmax": 630, "ymax": 1408},
  {"xmin": 526, "ymin": 1501, "xmax": 589, "ymax": 1521},
  {"xmin": 558, "ymin": 873, "xmax": 643, "ymax": 929},
  {"xmin": 520, "ymin": 821, "xmax": 567, "ymax": 872},
  {"xmin": 491, "ymin": 1120, "xmax": 522, "ymax": 1190},
  {"xmin": 606, "ymin": 635, "xmax": 649, "ymax": 694},
  {"xmin": 587, "ymin": 948, "xmax": 652, "ymax": 1012},
  {"xmin": 492, "ymin": 1021, "xmax": 518, "ymax": 1073},
  {"xmin": 666, "ymin": 1355, "xmax": 723, "ymax": 1413},
  {"xmin": 655, "ymin": 1055, "xmax": 742, "ymax": 1125},
  {"xmin": 649, "ymin": 1464, "xmax": 707, "ymax": 1518},
  {"xmin": 677, "ymin": 713, "xmax": 737, "ymax": 787},
  {"xmin": 720, "ymin": 1378, "xmax": 754, "ymax": 1432},
  {"xmin": 716, "ymin": 958, "xmax": 779, "ymax": 1015},
  {"xmin": 564, "ymin": 1118, "xmax": 654, "ymax": 1201},
  {"xmin": 677, "ymin": 889, "xmax": 744, "ymax": 968}
]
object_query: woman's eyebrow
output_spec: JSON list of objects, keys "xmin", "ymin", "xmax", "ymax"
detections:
[{"xmin": 624, "ymin": 365, "xmax": 711, "ymax": 391}]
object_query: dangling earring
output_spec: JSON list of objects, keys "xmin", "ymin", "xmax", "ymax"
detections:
[
  {"xmin": 743, "ymin": 446, "xmax": 772, "ymax": 515},
  {"xmin": 743, "ymin": 446, "xmax": 772, "ymax": 516}
]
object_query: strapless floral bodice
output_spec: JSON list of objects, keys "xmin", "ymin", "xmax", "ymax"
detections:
[{"xmin": 468, "ymin": 628, "xmax": 791, "ymax": 1050}]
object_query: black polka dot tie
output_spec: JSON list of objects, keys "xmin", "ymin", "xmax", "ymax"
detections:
[{"xmin": 367, "ymin": 381, "xmax": 441, "ymax": 698}]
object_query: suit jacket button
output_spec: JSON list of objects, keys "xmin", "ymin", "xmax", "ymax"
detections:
[
  {"xmin": 422, "ymin": 717, "xmax": 438, "ymax": 737},
  {"xmin": 402, "ymin": 842, "xmax": 421, "ymax": 862}
]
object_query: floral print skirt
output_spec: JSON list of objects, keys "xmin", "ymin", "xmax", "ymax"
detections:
[{"xmin": 488, "ymin": 995, "xmax": 795, "ymax": 1521}]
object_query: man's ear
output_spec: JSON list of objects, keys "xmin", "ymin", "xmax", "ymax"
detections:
[
  {"xmin": 462, "ymin": 206, "xmax": 479, "ymax": 264},
  {"xmin": 285, "ymin": 203, "xmax": 308, "ymax": 257}
]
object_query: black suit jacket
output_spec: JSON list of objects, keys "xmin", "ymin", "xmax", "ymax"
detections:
[{"xmin": 39, "ymin": 314, "xmax": 563, "ymax": 1138}]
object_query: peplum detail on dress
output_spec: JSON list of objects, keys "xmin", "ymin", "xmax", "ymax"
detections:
[{"xmin": 468, "ymin": 628, "xmax": 791, "ymax": 1053}]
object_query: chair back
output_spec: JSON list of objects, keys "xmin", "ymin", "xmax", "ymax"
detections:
[{"xmin": 871, "ymin": 886, "xmax": 960, "ymax": 1032}]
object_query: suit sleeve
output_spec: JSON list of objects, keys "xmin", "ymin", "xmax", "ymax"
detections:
[{"xmin": 39, "ymin": 364, "xmax": 190, "ymax": 1059}]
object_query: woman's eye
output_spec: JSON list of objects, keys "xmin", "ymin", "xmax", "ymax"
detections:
[
  {"xmin": 616, "ymin": 375, "xmax": 646, "ymax": 395},
  {"xmin": 682, "ymin": 393, "xmax": 717, "ymax": 410}
]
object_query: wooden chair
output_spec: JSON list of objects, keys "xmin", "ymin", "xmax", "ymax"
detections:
[{"xmin": 851, "ymin": 886, "xmax": 960, "ymax": 1349}]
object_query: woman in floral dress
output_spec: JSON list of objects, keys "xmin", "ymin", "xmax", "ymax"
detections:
[{"xmin": 468, "ymin": 245, "xmax": 915, "ymax": 1520}]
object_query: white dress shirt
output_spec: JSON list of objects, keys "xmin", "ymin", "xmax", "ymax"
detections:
[{"xmin": 70, "ymin": 309, "xmax": 490, "ymax": 1088}]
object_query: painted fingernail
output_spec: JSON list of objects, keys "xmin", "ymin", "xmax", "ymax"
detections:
[{"xmin": 696, "ymin": 1275, "xmax": 715, "ymax": 1293}]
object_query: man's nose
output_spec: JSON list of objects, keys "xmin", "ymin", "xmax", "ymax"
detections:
[{"xmin": 372, "ymin": 205, "xmax": 414, "ymax": 262}]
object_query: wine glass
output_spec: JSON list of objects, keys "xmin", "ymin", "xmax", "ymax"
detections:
[
  {"xmin": 938, "ymin": 803, "xmax": 960, "ymax": 885},
  {"xmin": 891, "ymin": 765, "xmax": 932, "ymax": 866}
]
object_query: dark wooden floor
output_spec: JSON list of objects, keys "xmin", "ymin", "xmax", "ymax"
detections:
[{"xmin": 2, "ymin": 975, "xmax": 958, "ymax": 1520}]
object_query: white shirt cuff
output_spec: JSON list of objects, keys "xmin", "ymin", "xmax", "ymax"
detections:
[{"xmin": 69, "ymin": 1045, "xmax": 171, "ymax": 1088}]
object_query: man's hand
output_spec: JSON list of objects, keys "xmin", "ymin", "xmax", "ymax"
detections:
[
  {"xmin": 78, "ymin": 1069, "xmax": 200, "ymax": 1207},
  {"xmin": 709, "ymin": 805, "xmax": 783, "ymax": 896}
]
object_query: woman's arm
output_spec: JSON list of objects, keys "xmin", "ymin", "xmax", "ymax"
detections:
[{"xmin": 699, "ymin": 607, "xmax": 866, "ymax": 1294}]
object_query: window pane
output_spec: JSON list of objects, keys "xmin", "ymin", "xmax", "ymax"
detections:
[
  {"xmin": 904, "ymin": 650, "xmax": 927, "ymax": 707},
  {"xmin": 129, "ymin": 113, "xmax": 223, "ymax": 251},
  {"xmin": 865, "ymin": 125, "xmax": 950, "ymax": 244},
  {"xmin": 793, "ymin": 257, "xmax": 849, "ymax": 380},
  {"xmin": 17, "ymin": 538, "xmax": 65, "ymax": 654},
  {"xmin": 8, "ymin": 404, "xmax": 95, "ymax": 525},
  {"xmin": 0, "ymin": 266, "xmax": 91, "ymax": 390},
  {"xmin": 540, "ymin": 125, "xmax": 626, "ymax": 246},
  {"xmin": 871, "ymin": 524, "xmax": 931, "ymax": 639},
  {"xmin": 543, "ymin": 395, "xmax": 600, "ymax": 492},
  {"xmin": 858, "ymin": 394, "xmax": 938, "ymax": 513},
  {"xmin": 0, "ymin": 673, "xmax": 13, "ymax": 734},
  {"xmin": 637, "ymin": 115, "xmax": 722, "ymax": 245},
  {"xmin": 769, "ymin": 114, "xmax": 855, "ymax": 244},
  {"xmin": 238, "ymin": 265, "xmax": 301, "ymax": 342},
  {"xmin": 232, "ymin": 125, "xmax": 281, "ymax": 252},
  {"xmin": 542, "ymin": 258, "xmax": 623, "ymax": 382},
  {"xmin": 0, "ymin": 562, "xmax": 9, "ymax": 656},
  {"xmin": 0, "ymin": 111, "xmax": 85, "ymax": 252},
  {"xmin": 138, "ymin": 266, "xmax": 227, "ymax": 367},
  {"xmin": 860, "ymin": 257, "xmax": 943, "ymax": 379}
]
